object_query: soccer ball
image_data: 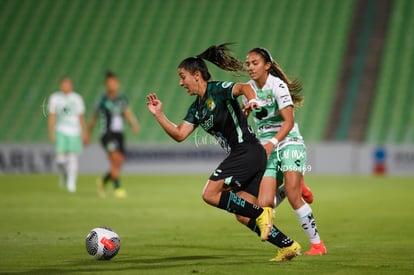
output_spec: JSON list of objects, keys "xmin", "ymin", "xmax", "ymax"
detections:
[{"xmin": 85, "ymin": 227, "xmax": 121, "ymax": 260}]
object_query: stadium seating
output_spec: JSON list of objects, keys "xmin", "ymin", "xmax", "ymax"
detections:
[
  {"xmin": 366, "ymin": 0, "xmax": 414, "ymax": 144},
  {"xmin": 3, "ymin": 0, "xmax": 410, "ymax": 144}
]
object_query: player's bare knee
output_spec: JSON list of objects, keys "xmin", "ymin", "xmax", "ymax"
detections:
[{"xmin": 257, "ymin": 196, "xmax": 275, "ymax": 208}]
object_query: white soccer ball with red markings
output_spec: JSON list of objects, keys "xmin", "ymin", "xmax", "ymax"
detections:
[{"xmin": 85, "ymin": 227, "xmax": 121, "ymax": 260}]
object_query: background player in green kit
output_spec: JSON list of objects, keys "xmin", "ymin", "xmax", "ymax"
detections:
[
  {"xmin": 89, "ymin": 71, "xmax": 140, "ymax": 199},
  {"xmin": 245, "ymin": 48, "xmax": 327, "ymax": 255},
  {"xmin": 147, "ymin": 44, "xmax": 301, "ymax": 262},
  {"xmin": 48, "ymin": 78, "xmax": 88, "ymax": 193}
]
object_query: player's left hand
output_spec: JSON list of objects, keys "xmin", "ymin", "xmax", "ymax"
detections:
[
  {"xmin": 132, "ymin": 123, "xmax": 140, "ymax": 134},
  {"xmin": 243, "ymin": 99, "xmax": 259, "ymax": 117},
  {"xmin": 242, "ymin": 104, "xmax": 252, "ymax": 117}
]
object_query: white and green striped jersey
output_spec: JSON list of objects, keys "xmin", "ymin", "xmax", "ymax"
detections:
[
  {"xmin": 248, "ymin": 75, "xmax": 304, "ymax": 147},
  {"xmin": 48, "ymin": 91, "xmax": 85, "ymax": 136}
]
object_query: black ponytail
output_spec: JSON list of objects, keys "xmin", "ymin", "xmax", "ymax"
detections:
[
  {"xmin": 197, "ymin": 43, "xmax": 244, "ymax": 73},
  {"xmin": 178, "ymin": 43, "xmax": 245, "ymax": 81}
]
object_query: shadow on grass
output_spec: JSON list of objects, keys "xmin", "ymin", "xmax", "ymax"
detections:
[{"xmin": 6, "ymin": 254, "xmax": 247, "ymax": 274}]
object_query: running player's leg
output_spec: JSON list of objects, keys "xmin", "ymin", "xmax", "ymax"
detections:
[
  {"xmin": 66, "ymin": 153, "xmax": 78, "ymax": 192},
  {"xmin": 301, "ymin": 176, "xmax": 314, "ymax": 204},
  {"xmin": 274, "ymin": 180, "xmax": 286, "ymax": 208},
  {"xmin": 236, "ymin": 191, "xmax": 296, "ymax": 250},
  {"xmin": 98, "ymin": 133, "xmax": 126, "ymax": 198},
  {"xmin": 65, "ymin": 134, "xmax": 82, "ymax": 193},
  {"xmin": 56, "ymin": 153, "xmax": 67, "ymax": 187},
  {"xmin": 108, "ymin": 151, "xmax": 126, "ymax": 198},
  {"xmin": 202, "ymin": 179, "xmax": 272, "ymax": 241},
  {"xmin": 202, "ymin": 179, "xmax": 264, "ymax": 219},
  {"xmin": 256, "ymin": 176, "xmax": 277, "ymax": 208},
  {"xmin": 55, "ymin": 133, "xmax": 68, "ymax": 187},
  {"xmin": 282, "ymin": 145, "xmax": 326, "ymax": 255},
  {"xmin": 247, "ymin": 148, "xmax": 302, "ymax": 261}
]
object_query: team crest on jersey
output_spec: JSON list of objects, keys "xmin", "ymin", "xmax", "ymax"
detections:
[
  {"xmin": 206, "ymin": 97, "xmax": 216, "ymax": 111},
  {"xmin": 265, "ymin": 94, "xmax": 274, "ymax": 105}
]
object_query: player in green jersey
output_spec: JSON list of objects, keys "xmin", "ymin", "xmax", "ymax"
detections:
[
  {"xmin": 245, "ymin": 48, "xmax": 327, "ymax": 256},
  {"xmin": 89, "ymin": 71, "xmax": 140, "ymax": 199},
  {"xmin": 48, "ymin": 78, "xmax": 88, "ymax": 193},
  {"xmin": 147, "ymin": 44, "xmax": 301, "ymax": 261}
]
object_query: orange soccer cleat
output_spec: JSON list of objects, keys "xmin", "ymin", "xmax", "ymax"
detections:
[
  {"xmin": 301, "ymin": 179, "xmax": 314, "ymax": 204},
  {"xmin": 305, "ymin": 241, "xmax": 327, "ymax": 255}
]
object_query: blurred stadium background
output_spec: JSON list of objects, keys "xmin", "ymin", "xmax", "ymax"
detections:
[
  {"xmin": 1, "ymin": 1, "xmax": 414, "ymax": 274},
  {"xmin": 0, "ymin": 0, "xmax": 413, "ymax": 175}
]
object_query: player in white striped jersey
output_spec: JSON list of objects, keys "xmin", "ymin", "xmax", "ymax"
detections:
[
  {"xmin": 245, "ymin": 48, "xmax": 327, "ymax": 256},
  {"xmin": 48, "ymin": 78, "xmax": 88, "ymax": 192}
]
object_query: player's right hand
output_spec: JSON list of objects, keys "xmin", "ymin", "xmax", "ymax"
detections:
[{"xmin": 146, "ymin": 93, "xmax": 163, "ymax": 116}]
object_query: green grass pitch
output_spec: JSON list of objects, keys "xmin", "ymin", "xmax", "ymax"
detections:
[{"xmin": 1, "ymin": 174, "xmax": 413, "ymax": 274}]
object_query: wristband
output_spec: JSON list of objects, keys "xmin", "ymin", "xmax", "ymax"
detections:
[
  {"xmin": 248, "ymin": 98, "xmax": 259, "ymax": 105},
  {"xmin": 269, "ymin": 137, "xmax": 279, "ymax": 146}
]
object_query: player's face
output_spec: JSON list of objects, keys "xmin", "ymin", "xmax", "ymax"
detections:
[
  {"xmin": 178, "ymin": 68, "xmax": 199, "ymax": 96},
  {"xmin": 246, "ymin": 52, "xmax": 270, "ymax": 82},
  {"xmin": 60, "ymin": 79, "xmax": 73, "ymax": 94},
  {"xmin": 106, "ymin": 77, "xmax": 119, "ymax": 94}
]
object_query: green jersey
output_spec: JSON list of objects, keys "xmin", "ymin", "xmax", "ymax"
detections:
[
  {"xmin": 184, "ymin": 81, "xmax": 257, "ymax": 152},
  {"xmin": 95, "ymin": 93, "xmax": 129, "ymax": 134},
  {"xmin": 248, "ymin": 75, "xmax": 303, "ymax": 148}
]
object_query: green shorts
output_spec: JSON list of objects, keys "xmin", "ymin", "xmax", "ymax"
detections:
[
  {"xmin": 55, "ymin": 132, "xmax": 82, "ymax": 154},
  {"xmin": 264, "ymin": 144, "xmax": 307, "ymax": 180}
]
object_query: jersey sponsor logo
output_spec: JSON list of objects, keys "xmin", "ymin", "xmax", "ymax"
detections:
[
  {"xmin": 200, "ymin": 114, "xmax": 214, "ymax": 131},
  {"xmin": 281, "ymin": 94, "xmax": 291, "ymax": 104},
  {"xmin": 221, "ymin": 81, "xmax": 233, "ymax": 88}
]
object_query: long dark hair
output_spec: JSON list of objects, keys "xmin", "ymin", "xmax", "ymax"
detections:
[
  {"xmin": 178, "ymin": 43, "xmax": 245, "ymax": 81},
  {"xmin": 249, "ymin": 48, "xmax": 304, "ymax": 107}
]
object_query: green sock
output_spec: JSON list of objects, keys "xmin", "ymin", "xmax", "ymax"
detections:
[
  {"xmin": 113, "ymin": 178, "xmax": 120, "ymax": 189},
  {"xmin": 103, "ymin": 173, "xmax": 111, "ymax": 184},
  {"xmin": 217, "ymin": 191, "xmax": 263, "ymax": 219},
  {"xmin": 247, "ymin": 218, "xmax": 293, "ymax": 248}
]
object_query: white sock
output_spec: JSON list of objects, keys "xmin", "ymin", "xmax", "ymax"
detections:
[
  {"xmin": 294, "ymin": 203, "xmax": 321, "ymax": 244},
  {"xmin": 56, "ymin": 154, "xmax": 68, "ymax": 186},
  {"xmin": 66, "ymin": 153, "xmax": 78, "ymax": 192}
]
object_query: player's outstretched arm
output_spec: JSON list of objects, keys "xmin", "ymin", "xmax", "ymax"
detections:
[
  {"xmin": 233, "ymin": 83, "xmax": 259, "ymax": 112},
  {"xmin": 79, "ymin": 114, "xmax": 89, "ymax": 144},
  {"xmin": 146, "ymin": 93, "xmax": 194, "ymax": 142},
  {"xmin": 48, "ymin": 113, "xmax": 56, "ymax": 143},
  {"xmin": 124, "ymin": 107, "xmax": 140, "ymax": 134},
  {"xmin": 88, "ymin": 112, "xmax": 98, "ymax": 137}
]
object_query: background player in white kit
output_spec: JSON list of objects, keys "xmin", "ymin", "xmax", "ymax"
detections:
[{"xmin": 48, "ymin": 78, "xmax": 88, "ymax": 192}]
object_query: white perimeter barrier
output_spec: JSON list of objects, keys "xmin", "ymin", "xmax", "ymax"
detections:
[{"xmin": 0, "ymin": 143, "xmax": 413, "ymax": 175}]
